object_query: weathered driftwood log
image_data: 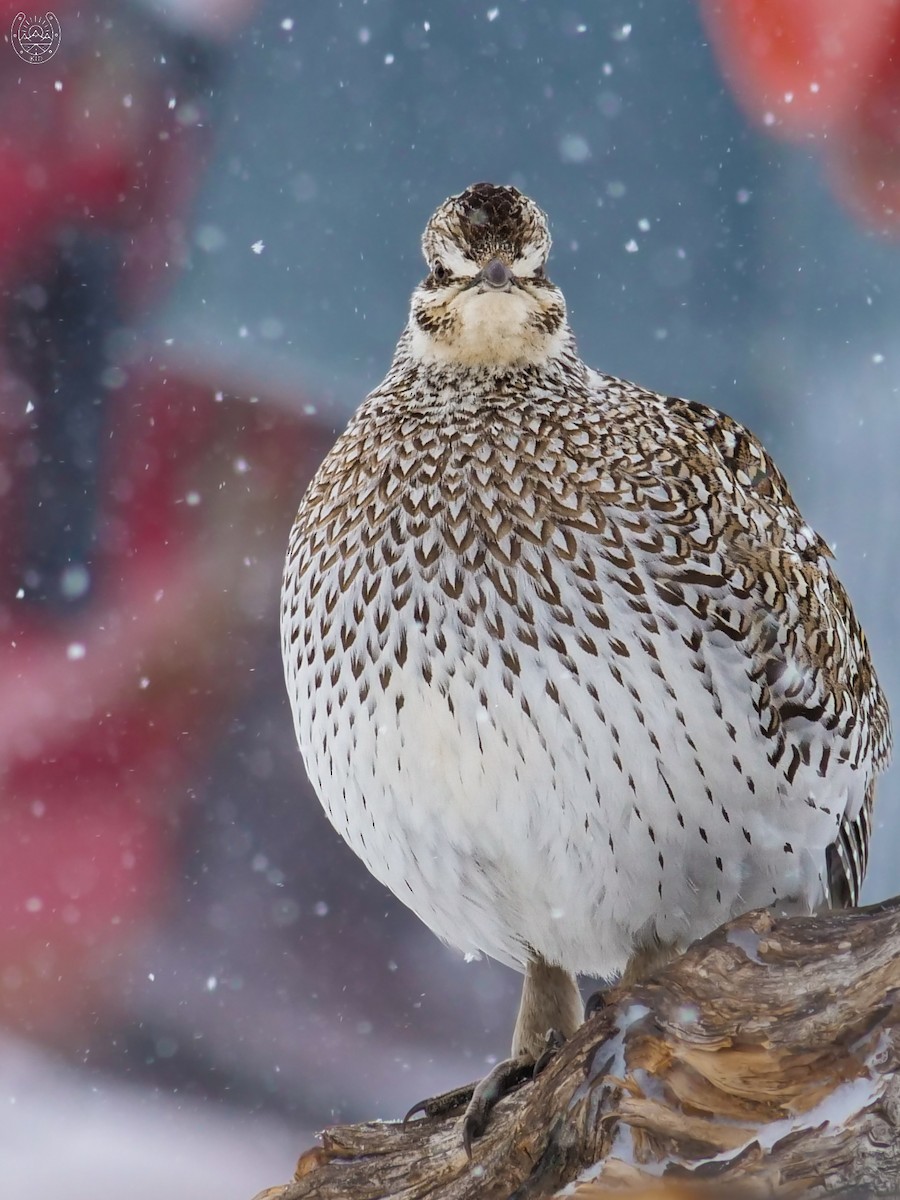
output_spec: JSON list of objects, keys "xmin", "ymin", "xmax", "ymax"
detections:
[{"xmin": 253, "ymin": 897, "xmax": 900, "ymax": 1200}]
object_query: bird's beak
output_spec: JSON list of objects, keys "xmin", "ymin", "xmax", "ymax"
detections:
[{"xmin": 474, "ymin": 257, "xmax": 514, "ymax": 290}]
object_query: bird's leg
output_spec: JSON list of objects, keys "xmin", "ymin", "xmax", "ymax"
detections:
[
  {"xmin": 583, "ymin": 938, "xmax": 679, "ymax": 1019},
  {"xmin": 403, "ymin": 958, "xmax": 581, "ymax": 1155},
  {"xmin": 460, "ymin": 958, "xmax": 581, "ymax": 1154},
  {"xmin": 621, "ymin": 939, "xmax": 679, "ymax": 986},
  {"xmin": 512, "ymin": 956, "xmax": 583, "ymax": 1057}
]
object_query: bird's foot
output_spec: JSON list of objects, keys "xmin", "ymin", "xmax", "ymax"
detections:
[
  {"xmin": 459, "ymin": 1054, "xmax": 535, "ymax": 1157},
  {"xmin": 531, "ymin": 1025, "xmax": 567, "ymax": 1076},
  {"xmin": 403, "ymin": 1028, "xmax": 567, "ymax": 1159},
  {"xmin": 402, "ymin": 1083, "xmax": 477, "ymax": 1124},
  {"xmin": 583, "ymin": 981, "xmax": 611, "ymax": 1022}
]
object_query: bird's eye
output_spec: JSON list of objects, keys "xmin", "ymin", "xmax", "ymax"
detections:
[{"xmin": 432, "ymin": 261, "xmax": 450, "ymax": 283}]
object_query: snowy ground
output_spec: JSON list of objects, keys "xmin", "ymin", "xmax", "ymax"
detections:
[{"xmin": 0, "ymin": 1036, "xmax": 303, "ymax": 1200}]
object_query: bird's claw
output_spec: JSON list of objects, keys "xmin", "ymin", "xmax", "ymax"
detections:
[
  {"xmin": 402, "ymin": 1082, "xmax": 476, "ymax": 1126},
  {"xmin": 404, "ymin": 1029, "xmax": 568, "ymax": 1159},
  {"xmin": 532, "ymin": 1026, "xmax": 566, "ymax": 1077},
  {"xmin": 461, "ymin": 1028, "xmax": 567, "ymax": 1158},
  {"xmin": 583, "ymin": 985, "xmax": 609, "ymax": 1022},
  {"xmin": 401, "ymin": 1098, "xmax": 429, "ymax": 1125},
  {"xmin": 460, "ymin": 1055, "xmax": 534, "ymax": 1158}
]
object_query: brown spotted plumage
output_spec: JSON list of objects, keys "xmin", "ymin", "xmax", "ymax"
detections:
[{"xmin": 281, "ymin": 184, "xmax": 891, "ymax": 1076}]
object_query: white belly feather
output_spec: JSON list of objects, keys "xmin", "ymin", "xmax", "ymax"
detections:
[{"xmin": 283, "ymin": 529, "xmax": 856, "ymax": 976}]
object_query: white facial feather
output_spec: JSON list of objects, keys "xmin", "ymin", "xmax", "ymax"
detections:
[{"xmin": 409, "ymin": 285, "xmax": 568, "ymax": 369}]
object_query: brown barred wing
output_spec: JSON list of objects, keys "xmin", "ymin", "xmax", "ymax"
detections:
[{"xmin": 826, "ymin": 779, "xmax": 875, "ymax": 909}]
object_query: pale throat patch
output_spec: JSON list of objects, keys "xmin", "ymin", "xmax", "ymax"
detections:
[{"xmin": 410, "ymin": 287, "xmax": 566, "ymax": 369}]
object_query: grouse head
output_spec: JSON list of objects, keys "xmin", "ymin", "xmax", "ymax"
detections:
[{"xmin": 409, "ymin": 183, "xmax": 568, "ymax": 371}]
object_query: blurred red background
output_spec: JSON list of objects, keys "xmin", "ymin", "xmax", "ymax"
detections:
[
  {"xmin": 0, "ymin": 0, "xmax": 329, "ymax": 1041},
  {"xmin": 700, "ymin": 0, "xmax": 900, "ymax": 230}
]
